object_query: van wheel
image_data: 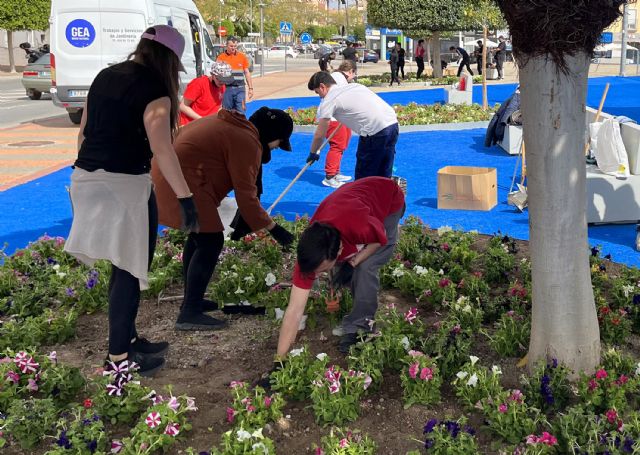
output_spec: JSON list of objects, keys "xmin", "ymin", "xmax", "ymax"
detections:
[
  {"xmin": 27, "ymin": 89, "xmax": 42, "ymax": 100},
  {"xmin": 68, "ymin": 109, "xmax": 83, "ymax": 125}
]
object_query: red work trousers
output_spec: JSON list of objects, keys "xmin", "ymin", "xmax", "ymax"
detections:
[{"xmin": 324, "ymin": 120, "xmax": 352, "ymax": 177}]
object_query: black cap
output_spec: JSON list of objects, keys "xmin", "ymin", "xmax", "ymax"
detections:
[{"xmin": 249, "ymin": 107, "xmax": 294, "ymax": 151}]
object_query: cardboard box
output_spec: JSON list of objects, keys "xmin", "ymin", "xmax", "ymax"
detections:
[{"xmin": 437, "ymin": 166, "xmax": 497, "ymax": 211}]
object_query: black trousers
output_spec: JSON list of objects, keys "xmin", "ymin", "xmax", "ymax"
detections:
[
  {"xmin": 416, "ymin": 57, "xmax": 424, "ymax": 78},
  {"xmin": 398, "ymin": 61, "xmax": 405, "ymax": 79},
  {"xmin": 390, "ymin": 65, "xmax": 400, "ymax": 85},
  {"xmin": 108, "ymin": 191, "xmax": 158, "ymax": 355},
  {"xmin": 477, "ymin": 58, "xmax": 483, "ymax": 75},
  {"xmin": 457, "ymin": 59, "xmax": 474, "ymax": 77},
  {"xmin": 182, "ymin": 232, "xmax": 225, "ymax": 312},
  {"xmin": 495, "ymin": 55, "xmax": 505, "ymax": 78}
]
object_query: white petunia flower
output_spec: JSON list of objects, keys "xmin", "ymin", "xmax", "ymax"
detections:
[
  {"xmin": 391, "ymin": 267, "xmax": 405, "ymax": 277},
  {"xmin": 401, "ymin": 336, "xmax": 410, "ymax": 351},
  {"xmin": 635, "ymin": 362, "xmax": 640, "ymax": 376},
  {"xmin": 251, "ymin": 428, "xmax": 264, "ymax": 439},
  {"xmin": 252, "ymin": 443, "xmax": 268, "ymax": 452},
  {"xmin": 437, "ymin": 226, "xmax": 452, "ymax": 235},
  {"xmin": 244, "ymin": 275, "xmax": 255, "ymax": 283},
  {"xmin": 265, "ymin": 273, "xmax": 277, "ymax": 286},
  {"xmin": 622, "ymin": 284, "xmax": 635, "ymax": 298},
  {"xmin": 234, "ymin": 287, "xmax": 245, "ymax": 294},
  {"xmin": 236, "ymin": 429, "xmax": 252, "ymax": 441},
  {"xmin": 492, "ymin": 365, "xmax": 503, "ymax": 376},
  {"xmin": 466, "ymin": 373, "xmax": 478, "ymax": 387},
  {"xmin": 456, "ymin": 371, "xmax": 469, "ymax": 380},
  {"xmin": 438, "ymin": 269, "xmax": 445, "ymax": 275},
  {"xmin": 413, "ymin": 265, "xmax": 428, "ymax": 276},
  {"xmin": 289, "ymin": 347, "xmax": 305, "ymax": 357},
  {"xmin": 316, "ymin": 353, "xmax": 328, "ymax": 361},
  {"xmin": 469, "ymin": 355, "xmax": 479, "ymax": 366}
]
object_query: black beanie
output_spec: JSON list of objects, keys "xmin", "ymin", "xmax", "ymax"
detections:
[{"xmin": 249, "ymin": 107, "xmax": 294, "ymax": 152}]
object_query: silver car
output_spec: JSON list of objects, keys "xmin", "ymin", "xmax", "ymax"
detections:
[{"xmin": 21, "ymin": 53, "xmax": 51, "ymax": 100}]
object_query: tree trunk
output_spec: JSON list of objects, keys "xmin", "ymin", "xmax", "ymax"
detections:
[
  {"xmin": 520, "ymin": 53, "xmax": 601, "ymax": 377},
  {"xmin": 432, "ymin": 31, "xmax": 442, "ymax": 78},
  {"xmin": 481, "ymin": 26, "xmax": 488, "ymax": 110},
  {"xmin": 426, "ymin": 37, "xmax": 432, "ymax": 73},
  {"xmin": 7, "ymin": 31, "xmax": 16, "ymax": 74}
]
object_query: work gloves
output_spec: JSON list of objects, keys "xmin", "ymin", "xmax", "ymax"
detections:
[
  {"xmin": 269, "ymin": 223, "xmax": 294, "ymax": 247},
  {"xmin": 178, "ymin": 196, "xmax": 199, "ymax": 233},
  {"xmin": 331, "ymin": 262, "xmax": 355, "ymax": 289},
  {"xmin": 306, "ymin": 152, "xmax": 320, "ymax": 164}
]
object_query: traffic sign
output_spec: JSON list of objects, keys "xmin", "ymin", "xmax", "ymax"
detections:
[
  {"xmin": 300, "ymin": 32, "xmax": 312, "ymax": 44},
  {"xmin": 218, "ymin": 25, "xmax": 227, "ymax": 36},
  {"xmin": 600, "ymin": 32, "xmax": 614, "ymax": 44},
  {"xmin": 279, "ymin": 21, "xmax": 292, "ymax": 35}
]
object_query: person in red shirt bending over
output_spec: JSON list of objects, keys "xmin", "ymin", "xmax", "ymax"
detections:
[
  {"xmin": 179, "ymin": 62, "xmax": 233, "ymax": 126},
  {"xmin": 276, "ymin": 177, "xmax": 405, "ymax": 358}
]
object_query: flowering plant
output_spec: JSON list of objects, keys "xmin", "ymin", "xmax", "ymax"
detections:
[
  {"xmin": 481, "ymin": 389, "xmax": 543, "ymax": 444},
  {"xmin": 3, "ymin": 397, "xmax": 59, "ymax": 449},
  {"xmin": 445, "ymin": 295, "xmax": 484, "ymax": 333},
  {"xmin": 597, "ymin": 302, "xmax": 632, "ymax": 345},
  {"xmin": 422, "ymin": 319, "xmax": 472, "ymax": 379},
  {"xmin": 520, "ymin": 359, "xmax": 571, "ymax": 413},
  {"xmin": 512, "ymin": 432, "xmax": 559, "ymax": 455},
  {"xmin": 0, "ymin": 308, "xmax": 79, "ymax": 351},
  {"xmin": 483, "ymin": 311, "xmax": 530, "ymax": 357},
  {"xmin": 419, "ymin": 417, "xmax": 478, "ymax": 454},
  {"xmin": 91, "ymin": 361, "xmax": 151, "ymax": 425},
  {"xmin": 204, "ymin": 427, "xmax": 274, "ymax": 455},
  {"xmin": 314, "ymin": 428, "xmax": 377, "ymax": 454},
  {"xmin": 310, "ymin": 365, "xmax": 371, "ymax": 426},
  {"xmin": 400, "ymin": 351, "xmax": 441, "ymax": 408},
  {"xmin": 270, "ymin": 346, "xmax": 329, "ymax": 401},
  {"xmin": 209, "ymin": 254, "xmax": 276, "ymax": 305},
  {"xmin": 576, "ymin": 367, "xmax": 636, "ymax": 414},
  {"xmin": 47, "ymin": 407, "xmax": 108, "ymax": 454},
  {"xmin": 118, "ymin": 390, "xmax": 196, "ymax": 455},
  {"xmin": 370, "ymin": 303, "xmax": 425, "ymax": 371},
  {"xmin": 452, "ymin": 356, "xmax": 503, "ymax": 410},
  {"xmin": 226, "ymin": 382, "xmax": 284, "ymax": 429},
  {"xmin": 347, "ymin": 341, "xmax": 385, "ymax": 392},
  {"xmin": 482, "ymin": 237, "xmax": 516, "ymax": 285}
]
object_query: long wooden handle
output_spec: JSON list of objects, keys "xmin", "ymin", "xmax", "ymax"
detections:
[
  {"xmin": 584, "ymin": 83, "xmax": 610, "ymax": 156},
  {"xmin": 266, "ymin": 123, "xmax": 344, "ymax": 215},
  {"xmin": 520, "ymin": 141, "xmax": 526, "ymax": 185}
]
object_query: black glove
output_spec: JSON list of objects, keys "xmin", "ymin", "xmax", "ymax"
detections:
[
  {"xmin": 269, "ymin": 223, "xmax": 294, "ymax": 247},
  {"xmin": 178, "ymin": 196, "xmax": 199, "ymax": 233},
  {"xmin": 331, "ymin": 261, "xmax": 354, "ymax": 289},
  {"xmin": 306, "ymin": 152, "xmax": 320, "ymax": 164},
  {"xmin": 229, "ymin": 211, "xmax": 251, "ymax": 241}
]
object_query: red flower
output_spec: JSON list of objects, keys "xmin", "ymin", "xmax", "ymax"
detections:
[
  {"xmin": 441, "ymin": 243, "xmax": 450, "ymax": 252},
  {"xmin": 606, "ymin": 409, "xmax": 618, "ymax": 424},
  {"xmin": 83, "ymin": 398, "xmax": 93, "ymax": 408},
  {"xmin": 600, "ymin": 306, "xmax": 611, "ymax": 315},
  {"xmin": 588, "ymin": 379, "xmax": 598, "ymax": 391},
  {"xmin": 595, "ymin": 369, "xmax": 608, "ymax": 380},
  {"xmin": 611, "ymin": 318, "xmax": 620, "ymax": 326},
  {"xmin": 438, "ymin": 278, "xmax": 451, "ymax": 288}
]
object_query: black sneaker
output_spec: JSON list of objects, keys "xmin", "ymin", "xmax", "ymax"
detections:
[
  {"xmin": 338, "ymin": 332, "xmax": 362, "ymax": 354},
  {"xmin": 200, "ymin": 299, "xmax": 220, "ymax": 312},
  {"xmin": 131, "ymin": 337, "xmax": 169, "ymax": 356},
  {"xmin": 105, "ymin": 351, "xmax": 165, "ymax": 377},
  {"xmin": 175, "ymin": 311, "xmax": 228, "ymax": 331}
]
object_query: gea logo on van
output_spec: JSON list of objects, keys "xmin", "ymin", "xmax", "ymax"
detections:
[{"xmin": 65, "ymin": 19, "xmax": 96, "ymax": 48}]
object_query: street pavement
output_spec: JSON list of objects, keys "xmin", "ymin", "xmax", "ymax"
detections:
[{"xmin": 0, "ymin": 78, "xmax": 62, "ymax": 128}]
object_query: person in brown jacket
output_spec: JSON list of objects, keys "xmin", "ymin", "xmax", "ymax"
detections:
[{"xmin": 152, "ymin": 107, "xmax": 295, "ymax": 330}]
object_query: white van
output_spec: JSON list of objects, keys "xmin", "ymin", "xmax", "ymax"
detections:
[{"xmin": 49, "ymin": 0, "xmax": 216, "ymax": 124}]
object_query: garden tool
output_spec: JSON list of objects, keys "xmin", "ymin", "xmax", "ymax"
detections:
[
  {"xmin": 266, "ymin": 124, "xmax": 344, "ymax": 215},
  {"xmin": 584, "ymin": 82, "xmax": 610, "ymax": 157},
  {"xmin": 507, "ymin": 141, "xmax": 528, "ymax": 211}
]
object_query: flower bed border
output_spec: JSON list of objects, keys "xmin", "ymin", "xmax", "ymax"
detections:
[{"xmin": 293, "ymin": 120, "xmax": 491, "ymax": 134}]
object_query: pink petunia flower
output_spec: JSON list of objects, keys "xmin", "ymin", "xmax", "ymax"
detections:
[
  {"xmin": 264, "ymin": 396, "xmax": 272, "ymax": 407},
  {"xmin": 606, "ymin": 409, "xmax": 618, "ymax": 424},
  {"xmin": 408, "ymin": 350, "xmax": 424, "ymax": 357},
  {"xmin": 595, "ymin": 369, "xmax": 608, "ymax": 380},
  {"xmin": 539, "ymin": 432, "xmax": 558, "ymax": 446},
  {"xmin": 588, "ymin": 379, "xmax": 598, "ymax": 391},
  {"xmin": 164, "ymin": 423, "xmax": 180, "ymax": 437},
  {"xmin": 526, "ymin": 435, "xmax": 539, "ymax": 445},
  {"xmin": 510, "ymin": 389, "xmax": 524, "ymax": 403},
  {"xmin": 229, "ymin": 381, "xmax": 245, "ymax": 389},
  {"xmin": 420, "ymin": 367, "xmax": 433, "ymax": 380},
  {"xmin": 404, "ymin": 307, "xmax": 418, "ymax": 324},
  {"xmin": 144, "ymin": 411, "xmax": 161, "ymax": 429},
  {"xmin": 498, "ymin": 403, "xmax": 508, "ymax": 413},
  {"xmin": 339, "ymin": 438, "xmax": 349, "ymax": 448},
  {"xmin": 329, "ymin": 381, "xmax": 340, "ymax": 394},
  {"xmin": 409, "ymin": 363, "xmax": 419, "ymax": 379},
  {"xmin": 363, "ymin": 375, "xmax": 372, "ymax": 390},
  {"xmin": 246, "ymin": 404, "xmax": 256, "ymax": 413},
  {"xmin": 110, "ymin": 440, "xmax": 123, "ymax": 453},
  {"xmin": 167, "ymin": 396, "xmax": 180, "ymax": 412},
  {"xmin": 47, "ymin": 351, "xmax": 57, "ymax": 363},
  {"xmin": 14, "ymin": 352, "xmax": 39, "ymax": 374},
  {"xmin": 315, "ymin": 448, "xmax": 325, "ymax": 455},
  {"xmin": 6, "ymin": 371, "xmax": 19, "ymax": 383},
  {"xmin": 226, "ymin": 407, "xmax": 235, "ymax": 424},
  {"xmin": 27, "ymin": 378, "xmax": 38, "ymax": 392}
]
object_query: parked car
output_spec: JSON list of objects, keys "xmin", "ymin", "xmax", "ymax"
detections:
[
  {"xmin": 356, "ymin": 48, "xmax": 379, "ymax": 63},
  {"xmin": 211, "ymin": 44, "xmax": 254, "ymax": 72},
  {"xmin": 238, "ymin": 42, "xmax": 258, "ymax": 56},
  {"xmin": 21, "ymin": 53, "xmax": 51, "ymax": 100},
  {"xmin": 268, "ymin": 45, "xmax": 296, "ymax": 58}
]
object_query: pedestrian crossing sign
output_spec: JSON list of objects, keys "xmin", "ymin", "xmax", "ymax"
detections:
[{"xmin": 279, "ymin": 21, "xmax": 292, "ymax": 35}]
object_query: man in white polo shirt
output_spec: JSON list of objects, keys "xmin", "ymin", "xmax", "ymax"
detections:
[{"xmin": 306, "ymin": 71, "xmax": 399, "ymax": 180}]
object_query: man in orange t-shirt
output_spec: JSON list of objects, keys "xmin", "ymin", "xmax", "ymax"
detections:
[
  {"xmin": 216, "ymin": 36, "xmax": 253, "ymax": 114},
  {"xmin": 179, "ymin": 62, "xmax": 233, "ymax": 126}
]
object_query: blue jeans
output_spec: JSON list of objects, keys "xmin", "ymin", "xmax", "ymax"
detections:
[
  {"xmin": 222, "ymin": 85, "xmax": 246, "ymax": 113},
  {"xmin": 355, "ymin": 123, "xmax": 399, "ymax": 180}
]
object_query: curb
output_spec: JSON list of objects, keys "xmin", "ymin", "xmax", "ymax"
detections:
[{"xmin": 293, "ymin": 120, "xmax": 490, "ymax": 134}]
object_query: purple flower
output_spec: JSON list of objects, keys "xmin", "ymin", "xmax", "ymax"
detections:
[
  {"xmin": 86, "ymin": 278, "xmax": 97, "ymax": 289},
  {"xmin": 623, "ymin": 437, "xmax": 635, "ymax": 453},
  {"xmin": 87, "ymin": 440, "xmax": 98, "ymax": 453},
  {"xmin": 464, "ymin": 425, "xmax": 476, "ymax": 436},
  {"xmin": 443, "ymin": 420, "xmax": 460, "ymax": 438},
  {"xmin": 47, "ymin": 257, "xmax": 57, "ymax": 265},
  {"xmin": 424, "ymin": 419, "xmax": 438, "ymax": 434},
  {"xmin": 591, "ymin": 247, "xmax": 600, "ymax": 257},
  {"xmin": 633, "ymin": 294, "xmax": 640, "ymax": 305},
  {"xmin": 551, "ymin": 358, "xmax": 558, "ymax": 368},
  {"xmin": 65, "ymin": 288, "xmax": 75, "ymax": 297},
  {"xmin": 56, "ymin": 431, "xmax": 72, "ymax": 449}
]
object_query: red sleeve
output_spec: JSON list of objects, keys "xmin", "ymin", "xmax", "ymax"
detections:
[
  {"xmin": 183, "ymin": 77, "xmax": 203, "ymax": 102},
  {"xmin": 292, "ymin": 262, "xmax": 316, "ymax": 289}
]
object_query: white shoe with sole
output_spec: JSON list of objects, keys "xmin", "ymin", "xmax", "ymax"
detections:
[
  {"xmin": 334, "ymin": 174, "xmax": 352, "ymax": 182},
  {"xmin": 322, "ymin": 177, "xmax": 344, "ymax": 188},
  {"xmin": 332, "ymin": 326, "xmax": 344, "ymax": 337}
]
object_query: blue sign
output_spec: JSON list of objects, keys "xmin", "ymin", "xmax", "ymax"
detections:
[
  {"xmin": 279, "ymin": 21, "xmax": 293, "ymax": 35},
  {"xmin": 380, "ymin": 27, "xmax": 402, "ymax": 36},
  {"xmin": 65, "ymin": 19, "xmax": 96, "ymax": 48},
  {"xmin": 300, "ymin": 32, "xmax": 312, "ymax": 44},
  {"xmin": 365, "ymin": 26, "xmax": 373, "ymax": 36},
  {"xmin": 600, "ymin": 32, "xmax": 614, "ymax": 44}
]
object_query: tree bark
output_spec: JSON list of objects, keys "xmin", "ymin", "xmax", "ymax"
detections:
[
  {"xmin": 432, "ymin": 31, "xmax": 442, "ymax": 78},
  {"xmin": 426, "ymin": 37, "xmax": 432, "ymax": 73},
  {"xmin": 482, "ymin": 26, "xmax": 488, "ymax": 110},
  {"xmin": 7, "ymin": 31, "xmax": 16, "ymax": 73},
  {"xmin": 520, "ymin": 53, "xmax": 601, "ymax": 377}
]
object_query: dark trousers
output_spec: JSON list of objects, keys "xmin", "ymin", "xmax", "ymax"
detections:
[
  {"xmin": 355, "ymin": 123, "xmax": 399, "ymax": 180},
  {"xmin": 398, "ymin": 61, "xmax": 405, "ymax": 79},
  {"xmin": 390, "ymin": 65, "xmax": 400, "ymax": 85},
  {"xmin": 416, "ymin": 57, "xmax": 425, "ymax": 78},
  {"xmin": 477, "ymin": 58, "xmax": 483, "ymax": 75},
  {"xmin": 457, "ymin": 59, "xmax": 474, "ymax": 77},
  {"xmin": 182, "ymin": 232, "xmax": 225, "ymax": 312},
  {"xmin": 495, "ymin": 55, "xmax": 505, "ymax": 78},
  {"xmin": 108, "ymin": 191, "xmax": 158, "ymax": 355}
]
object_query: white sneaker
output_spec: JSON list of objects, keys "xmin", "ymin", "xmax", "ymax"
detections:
[
  {"xmin": 332, "ymin": 326, "xmax": 344, "ymax": 337},
  {"xmin": 322, "ymin": 177, "xmax": 344, "ymax": 188},
  {"xmin": 334, "ymin": 174, "xmax": 352, "ymax": 183},
  {"xmin": 636, "ymin": 231, "xmax": 640, "ymax": 251}
]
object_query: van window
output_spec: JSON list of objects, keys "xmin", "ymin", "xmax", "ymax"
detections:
[{"xmin": 203, "ymin": 28, "xmax": 216, "ymax": 61}]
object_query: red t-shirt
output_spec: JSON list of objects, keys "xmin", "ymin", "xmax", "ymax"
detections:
[
  {"xmin": 292, "ymin": 177, "xmax": 405, "ymax": 289},
  {"xmin": 179, "ymin": 76, "xmax": 225, "ymax": 126}
]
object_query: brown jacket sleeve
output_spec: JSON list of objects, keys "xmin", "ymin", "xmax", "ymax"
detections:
[{"xmin": 226, "ymin": 141, "xmax": 272, "ymax": 232}]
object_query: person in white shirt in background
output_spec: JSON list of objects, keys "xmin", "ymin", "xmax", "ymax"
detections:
[
  {"xmin": 306, "ymin": 71, "xmax": 399, "ymax": 181},
  {"xmin": 320, "ymin": 60, "xmax": 358, "ymax": 188}
]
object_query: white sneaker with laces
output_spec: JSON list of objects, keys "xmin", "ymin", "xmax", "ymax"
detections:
[
  {"xmin": 332, "ymin": 325, "xmax": 344, "ymax": 337},
  {"xmin": 334, "ymin": 174, "xmax": 352, "ymax": 183},
  {"xmin": 322, "ymin": 177, "xmax": 344, "ymax": 188},
  {"xmin": 636, "ymin": 231, "xmax": 640, "ymax": 251}
]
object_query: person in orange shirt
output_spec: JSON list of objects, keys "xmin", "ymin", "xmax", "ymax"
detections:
[
  {"xmin": 179, "ymin": 62, "xmax": 233, "ymax": 126},
  {"xmin": 216, "ymin": 36, "xmax": 253, "ymax": 114}
]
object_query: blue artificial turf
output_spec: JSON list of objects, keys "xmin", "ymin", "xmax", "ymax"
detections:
[{"xmin": 1, "ymin": 76, "xmax": 639, "ymax": 267}]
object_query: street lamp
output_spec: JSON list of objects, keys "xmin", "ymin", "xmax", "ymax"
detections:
[
  {"xmin": 259, "ymin": 3, "xmax": 265, "ymax": 77},
  {"xmin": 219, "ymin": 0, "xmax": 224, "ymax": 45}
]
